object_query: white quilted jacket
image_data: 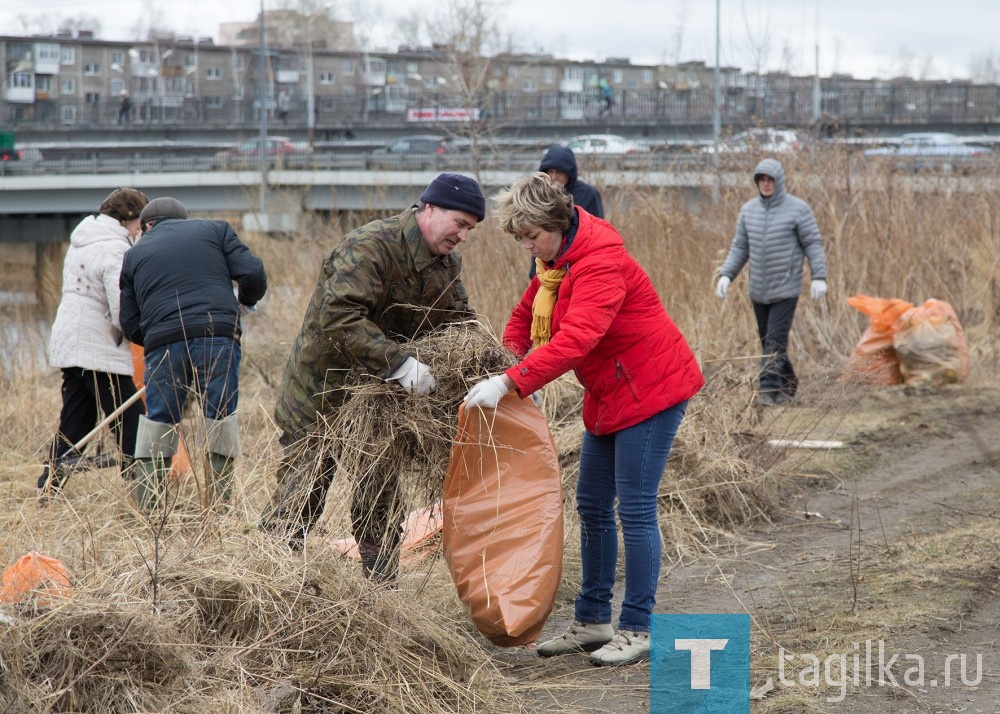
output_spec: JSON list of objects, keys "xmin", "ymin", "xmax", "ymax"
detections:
[{"xmin": 48, "ymin": 214, "xmax": 136, "ymax": 375}]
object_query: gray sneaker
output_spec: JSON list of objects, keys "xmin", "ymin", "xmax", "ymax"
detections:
[
  {"xmin": 588, "ymin": 630, "xmax": 651, "ymax": 666},
  {"xmin": 536, "ymin": 621, "xmax": 614, "ymax": 657}
]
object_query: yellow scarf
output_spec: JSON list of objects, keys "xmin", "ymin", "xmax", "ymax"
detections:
[{"xmin": 531, "ymin": 258, "xmax": 567, "ymax": 347}]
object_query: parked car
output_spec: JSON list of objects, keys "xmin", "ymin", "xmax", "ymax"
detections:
[
  {"xmin": 564, "ymin": 134, "xmax": 647, "ymax": 155},
  {"xmin": 702, "ymin": 128, "xmax": 802, "ymax": 154},
  {"xmin": 0, "ymin": 145, "xmax": 43, "ymax": 175},
  {"xmin": 213, "ymin": 136, "xmax": 311, "ymax": 168},
  {"xmin": 863, "ymin": 132, "xmax": 992, "ymax": 171},
  {"xmin": 368, "ymin": 135, "xmax": 450, "ymax": 170}
]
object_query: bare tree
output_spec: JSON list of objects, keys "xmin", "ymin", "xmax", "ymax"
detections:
[
  {"xmin": 395, "ymin": 10, "xmax": 424, "ymax": 49},
  {"xmin": 16, "ymin": 14, "xmax": 103, "ymax": 37},
  {"xmin": 880, "ymin": 48, "xmax": 917, "ymax": 80},
  {"xmin": 779, "ymin": 40, "xmax": 799, "ymax": 75},
  {"xmin": 413, "ymin": 0, "xmax": 520, "ymax": 176},
  {"xmin": 969, "ymin": 52, "xmax": 1000, "ymax": 84},
  {"xmin": 739, "ymin": 0, "xmax": 774, "ymax": 119},
  {"xmin": 130, "ymin": 5, "xmax": 175, "ymax": 42},
  {"xmin": 740, "ymin": 0, "xmax": 774, "ymax": 77},
  {"xmin": 668, "ymin": 0, "xmax": 689, "ymax": 66}
]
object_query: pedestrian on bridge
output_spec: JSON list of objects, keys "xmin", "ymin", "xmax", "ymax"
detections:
[
  {"xmin": 118, "ymin": 197, "xmax": 267, "ymax": 513},
  {"xmin": 117, "ymin": 91, "xmax": 132, "ymax": 125},
  {"xmin": 715, "ymin": 158, "xmax": 828, "ymax": 406},
  {"xmin": 259, "ymin": 172, "xmax": 486, "ymax": 583},
  {"xmin": 38, "ymin": 187, "xmax": 149, "ymax": 501}
]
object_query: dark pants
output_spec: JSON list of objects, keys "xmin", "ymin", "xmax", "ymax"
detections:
[
  {"xmin": 260, "ymin": 431, "xmax": 402, "ymax": 555},
  {"xmin": 39, "ymin": 367, "xmax": 142, "ymax": 491},
  {"xmin": 752, "ymin": 297, "xmax": 799, "ymax": 397}
]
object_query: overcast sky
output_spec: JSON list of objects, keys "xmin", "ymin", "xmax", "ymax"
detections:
[{"xmin": 7, "ymin": 0, "xmax": 999, "ymax": 81}]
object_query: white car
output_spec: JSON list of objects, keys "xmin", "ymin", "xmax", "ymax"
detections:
[
  {"xmin": 564, "ymin": 134, "xmax": 647, "ymax": 155},
  {"xmin": 864, "ymin": 132, "xmax": 990, "ymax": 159},
  {"xmin": 863, "ymin": 133, "xmax": 992, "ymax": 172},
  {"xmin": 703, "ymin": 128, "xmax": 802, "ymax": 154}
]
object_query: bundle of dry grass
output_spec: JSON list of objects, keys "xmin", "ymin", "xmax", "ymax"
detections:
[
  {"xmin": 314, "ymin": 320, "xmax": 515, "ymax": 507},
  {"xmin": 0, "ymin": 600, "xmax": 191, "ymax": 711},
  {"xmin": 0, "ymin": 530, "xmax": 517, "ymax": 713}
]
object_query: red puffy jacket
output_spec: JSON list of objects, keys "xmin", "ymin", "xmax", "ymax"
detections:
[{"xmin": 503, "ymin": 208, "xmax": 704, "ymax": 435}]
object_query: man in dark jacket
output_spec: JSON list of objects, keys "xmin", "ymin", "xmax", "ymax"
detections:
[
  {"xmin": 119, "ymin": 197, "xmax": 267, "ymax": 512},
  {"xmin": 715, "ymin": 158, "xmax": 827, "ymax": 406},
  {"xmin": 530, "ymin": 145, "xmax": 605, "ymax": 278},
  {"xmin": 259, "ymin": 173, "xmax": 485, "ymax": 582}
]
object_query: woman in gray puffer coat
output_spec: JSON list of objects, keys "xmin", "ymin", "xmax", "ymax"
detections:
[
  {"xmin": 38, "ymin": 188, "xmax": 149, "ymax": 497},
  {"xmin": 715, "ymin": 158, "xmax": 828, "ymax": 405}
]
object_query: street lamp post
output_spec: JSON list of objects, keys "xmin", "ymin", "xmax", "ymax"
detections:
[
  {"xmin": 257, "ymin": 0, "xmax": 268, "ymax": 213},
  {"xmin": 713, "ymin": 0, "xmax": 721, "ymax": 151}
]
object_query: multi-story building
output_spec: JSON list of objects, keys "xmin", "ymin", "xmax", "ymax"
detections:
[{"xmin": 4, "ymin": 22, "xmax": 1000, "ymax": 137}]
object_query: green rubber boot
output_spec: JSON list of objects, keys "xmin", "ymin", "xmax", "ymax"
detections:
[
  {"xmin": 357, "ymin": 538, "xmax": 400, "ymax": 585},
  {"xmin": 208, "ymin": 453, "xmax": 235, "ymax": 505},
  {"xmin": 130, "ymin": 457, "xmax": 166, "ymax": 514}
]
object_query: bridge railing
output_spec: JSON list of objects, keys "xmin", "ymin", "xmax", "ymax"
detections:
[{"xmin": 6, "ymin": 84, "xmax": 1000, "ymax": 134}]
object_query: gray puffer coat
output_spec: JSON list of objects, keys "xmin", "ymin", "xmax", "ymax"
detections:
[{"xmin": 719, "ymin": 158, "xmax": 826, "ymax": 304}]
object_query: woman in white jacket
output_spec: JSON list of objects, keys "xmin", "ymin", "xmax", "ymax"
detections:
[{"xmin": 38, "ymin": 188, "xmax": 149, "ymax": 497}]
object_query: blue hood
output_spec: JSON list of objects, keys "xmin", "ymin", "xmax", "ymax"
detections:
[{"xmin": 539, "ymin": 145, "xmax": 579, "ymax": 184}]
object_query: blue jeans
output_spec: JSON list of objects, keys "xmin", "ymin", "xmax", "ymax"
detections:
[
  {"xmin": 144, "ymin": 337, "xmax": 241, "ymax": 424},
  {"xmin": 574, "ymin": 401, "xmax": 688, "ymax": 632}
]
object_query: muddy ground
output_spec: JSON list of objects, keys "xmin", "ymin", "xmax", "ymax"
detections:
[{"xmin": 493, "ymin": 381, "xmax": 1000, "ymax": 713}]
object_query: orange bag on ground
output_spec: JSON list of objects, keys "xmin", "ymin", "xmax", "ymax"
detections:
[
  {"xmin": 443, "ymin": 396, "xmax": 563, "ymax": 647},
  {"xmin": 0, "ymin": 552, "xmax": 73, "ymax": 606},
  {"xmin": 843, "ymin": 295, "xmax": 914, "ymax": 385},
  {"xmin": 893, "ymin": 299, "xmax": 969, "ymax": 385},
  {"xmin": 130, "ymin": 344, "xmax": 192, "ymax": 480},
  {"xmin": 330, "ymin": 502, "xmax": 444, "ymax": 566}
]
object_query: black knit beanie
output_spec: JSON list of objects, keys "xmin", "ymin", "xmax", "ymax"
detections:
[{"xmin": 419, "ymin": 173, "xmax": 486, "ymax": 223}]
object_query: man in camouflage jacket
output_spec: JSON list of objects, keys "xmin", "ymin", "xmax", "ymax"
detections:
[{"xmin": 260, "ymin": 173, "xmax": 486, "ymax": 581}]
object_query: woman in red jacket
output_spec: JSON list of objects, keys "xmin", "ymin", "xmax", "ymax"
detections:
[{"xmin": 463, "ymin": 173, "xmax": 704, "ymax": 666}]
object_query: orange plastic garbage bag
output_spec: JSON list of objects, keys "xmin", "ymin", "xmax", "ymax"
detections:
[
  {"xmin": 0, "ymin": 552, "xmax": 73, "ymax": 606},
  {"xmin": 330, "ymin": 502, "xmax": 444, "ymax": 566},
  {"xmin": 843, "ymin": 295, "xmax": 914, "ymax": 385},
  {"xmin": 893, "ymin": 299, "xmax": 969, "ymax": 385},
  {"xmin": 130, "ymin": 344, "xmax": 192, "ymax": 481},
  {"xmin": 443, "ymin": 396, "xmax": 563, "ymax": 647}
]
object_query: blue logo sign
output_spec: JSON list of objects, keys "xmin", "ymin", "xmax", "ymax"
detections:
[{"xmin": 650, "ymin": 614, "xmax": 750, "ymax": 713}]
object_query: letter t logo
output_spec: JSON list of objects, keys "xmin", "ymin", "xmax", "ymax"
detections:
[{"xmin": 674, "ymin": 639, "xmax": 729, "ymax": 689}]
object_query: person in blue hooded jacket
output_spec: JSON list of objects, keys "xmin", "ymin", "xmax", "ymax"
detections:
[
  {"xmin": 530, "ymin": 145, "xmax": 604, "ymax": 278},
  {"xmin": 715, "ymin": 157, "xmax": 828, "ymax": 406},
  {"xmin": 539, "ymin": 145, "xmax": 604, "ymax": 218}
]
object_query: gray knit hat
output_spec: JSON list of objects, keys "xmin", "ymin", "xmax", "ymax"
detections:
[{"xmin": 139, "ymin": 197, "xmax": 188, "ymax": 225}]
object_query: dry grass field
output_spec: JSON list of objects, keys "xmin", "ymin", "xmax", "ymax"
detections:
[{"xmin": 1, "ymin": 146, "xmax": 998, "ymax": 712}]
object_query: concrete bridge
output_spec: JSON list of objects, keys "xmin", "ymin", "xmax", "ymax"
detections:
[
  {"xmin": 0, "ymin": 167, "xmax": 730, "ymax": 241},
  {"xmin": 0, "ymin": 168, "xmax": 713, "ymax": 311}
]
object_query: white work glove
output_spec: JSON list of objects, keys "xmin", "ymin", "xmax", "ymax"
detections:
[
  {"xmin": 810, "ymin": 279, "xmax": 828, "ymax": 301},
  {"xmin": 463, "ymin": 376, "xmax": 510, "ymax": 410},
  {"xmin": 715, "ymin": 275, "xmax": 731, "ymax": 300},
  {"xmin": 390, "ymin": 356, "xmax": 437, "ymax": 396}
]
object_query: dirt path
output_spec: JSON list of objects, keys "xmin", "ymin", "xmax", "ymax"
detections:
[{"xmin": 496, "ymin": 384, "xmax": 1000, "ymax": 713}]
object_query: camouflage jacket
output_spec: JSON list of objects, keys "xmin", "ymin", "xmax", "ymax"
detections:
[{"xmin": 275, "ymin": 206, "xmax": 473, "ymax": 438}]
